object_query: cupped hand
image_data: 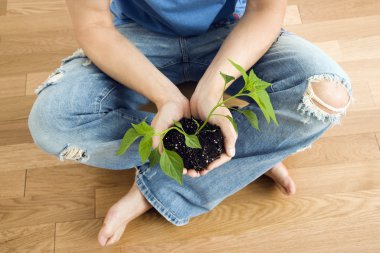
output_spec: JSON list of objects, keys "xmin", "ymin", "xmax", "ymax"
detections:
[
  {"xmin": 150, "ymin": 92, "xmax": 191, "ymax": 175},
  {"xmin": 189, "ymin": 87, "xmax": 238, "ymax": 176}
]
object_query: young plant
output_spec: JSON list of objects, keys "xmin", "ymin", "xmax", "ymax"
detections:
[{"xmin": 116, "ymin": 59, "xmax": 279, "ymax": 185}]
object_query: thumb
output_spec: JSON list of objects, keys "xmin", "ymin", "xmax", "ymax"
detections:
[
  {"xmin": 150, "ymin": 115, "xmax": 168, "ymax": 155},
  {"xmin": 220, "ymin": 117, "xmax": 237, "ymax": 157}
]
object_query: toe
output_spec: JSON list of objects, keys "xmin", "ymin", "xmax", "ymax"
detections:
[
  {"xmin": 106, "ymin": 223, "xmax": 128, "ymax": 246},
  {"xmin": 98, "ymin": 223, "xmax": 114, "ymax": 247},
  {"xmin": 266, "ymin": 162, "xmax": 297, "ymax": 195}
]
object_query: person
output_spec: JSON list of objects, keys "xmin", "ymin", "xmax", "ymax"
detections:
[{"xmin": 27, "ymin": 0, "xmax": 354, "ymax": 247}]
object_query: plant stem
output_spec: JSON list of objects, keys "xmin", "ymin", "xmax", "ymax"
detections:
[{"xmin": 196, "ymin": 94, "xmax": 241, "ymax": 134}]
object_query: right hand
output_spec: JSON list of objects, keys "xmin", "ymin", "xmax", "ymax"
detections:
[{"xmin": 150, "ymin": 92, "xmax": 191, "ymax": 174}]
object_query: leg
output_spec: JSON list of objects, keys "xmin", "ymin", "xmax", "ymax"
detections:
[
  {"xmin": 27, "ymin": 22, "xmax": 186, "ymax": 245},
  {"xmin": 131, "ymin": 27, "xmax": 354, "ymax": 226},
  {"xmin": 28, "ymin": 22, "xmax": 184, "ymax": 170}
]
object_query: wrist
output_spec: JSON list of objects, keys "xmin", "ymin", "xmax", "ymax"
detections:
[
  {"xmin": 194, "ymin": 81, "xmax": 225, "ymax": 104},
  {"xmin": 153, "ymin": 85, "xmax": 187, "ymax": 109}
]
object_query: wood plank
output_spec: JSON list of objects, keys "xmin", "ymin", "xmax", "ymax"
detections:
[
  {"xmin": 56, "ymin": 190, "xmax": 380, "ymax": 249},
  {"xmin": 0, "ymin": 223, "xmax": 55, "ymax": 253},
  {"xmin": 369, "ymin": 81, "xmax": 380, "ymax": 107},
  {"xmin": 0, "ymin": 31, "xmax": 77, "ymax": 56},
  {"xmin": 55, "ymin": 219, "xmax": 121, "ymax": 253},
  {"xmin": 285, "ymin": 15, "xmax": 380, "ymax": 43},
  {"xmin": 0, "ymin": 74, "xmax": 26, "ymax": 98},
  {"xmin": 314, "ymin": 40, "xmax": 342, "ymax": 62},
  {"xmin": 283, "ymin": 159, "xmax": 380, "ymax": 196},
  {"xmin": 0, "ymin": 11, "xmax": 72, "ymax": 35},
  {"xmin": 323, "ymin": 108, "xmax": 380, "ymax": 137},
  {"xmin": 340, "ymin": 59, "xmax": 380, "ymax": 83},
  {"xmin": 284, "ymin": 5, "xmax": 302, "ymax": 26},
  {"xmin": 0, "ymin": 52, "xmax": 73, "ymax": 76},
  {"xmin": 284, "ymin": 133, "xmax": 380, "ymax": 168},
  {"xmin": 95, "ymin": 186, "xmax": 130, "ymax": 218},
  {"xmin": 348, "ymin": 81, "xmax": 376, "ymax": 110},
  {"xmin": 340, "ymin": 35, "xmax": 380, "ymax": 62},
  {"xmin": 7, "ymin": 0, "xmax": 66, "ymax": 16},
  {"xmin": 0, "ymin": 95, "xmax": 35, "ymax": 121},
  {"xmin": 376, "ymin": 133, "xmax": 380, "ymax": 149},
  {"xmin": 26, "ymin": 71, "xmax": 52, "ymax": 96},
  {"xmin": 26, "ymin": 165, "xmax": 135, "ymax": 196},
  {"xmin": 297, "ymin": 0, "xmax": 380, "ymax": 24},
  {"xmin": 121, "ymin": 210, "xmax": 380, "ymax": 253},
  {"xmin": 0, "ymin": 119, "xmax": 34, "ymax": 145},
  {"xmin": 0, "ymin": 170, "xmax": 25, "ymax": 199},
  {"xmin": 0, "ymin": 190, "xmax": 94, "ymax": 230},
  {"xmin": 0, "ymin": 143, "xmax": 77, "ymax": 172},
  {"xmin": 0, "ymin": 0, "xmax": 7, "ymax": 16}
]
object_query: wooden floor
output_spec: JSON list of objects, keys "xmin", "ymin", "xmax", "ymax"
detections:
[{"xmin": 1, "ymin": 0, "xmax": 379, "ymax": 252}]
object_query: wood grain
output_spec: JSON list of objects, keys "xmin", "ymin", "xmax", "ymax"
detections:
[
  {"xmin": 0, "ymin": 143, "xmax": 77, "ymax": 172},
  {"xmin": 285, "ymin": 133, "xmax": 380, "ymax": 168},
  {"xmin": 1, "ymin": 0, "xmax": 380, "ymax": 252},
  {"xmin": 26, "ymin": 164, "xmax": 135, "ymax": 196},
  {"xmin": 0, "ymin": 169, "xmax": 25, "ymax": 199},
  {"xmin": 0, "ymin": 74, "xmax": 25, "ymax": 98},
  {"xmin": 26, "ymin": 71, "xmax": 52, "ymax": 96},
  {"xmin": 0, "ymin": 223, "xmax": 55, "ymax": 253},
  {"xmin": 0, "ymin": 119, "xmax": 34, "ymax": 145},
  {"xmin": 0, "ymin": 190, "xmax": 94, "ymax": 230}
]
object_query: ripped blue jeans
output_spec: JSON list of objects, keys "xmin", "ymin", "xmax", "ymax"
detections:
[{"xmin": 28, "ymin": 21, "xmax": 354, "ymax": 226}]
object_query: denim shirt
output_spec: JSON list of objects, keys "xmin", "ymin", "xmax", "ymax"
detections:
[{"xmin": 110, "ymin": 0, "xmax": 247, "ymax": 37}]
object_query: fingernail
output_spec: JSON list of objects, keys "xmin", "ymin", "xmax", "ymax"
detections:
[{"xmin": 228, "ymin": 148, "xmax": 235, "ymax": 157}]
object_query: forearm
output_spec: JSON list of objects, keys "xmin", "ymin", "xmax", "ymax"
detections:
[
  {"xmin": 76, "ymin": 26, "xmax": 183, "ymax": 107},
  {"xmin": 197, "ymin": 0, "xmax": 286, "ymax": 95}
]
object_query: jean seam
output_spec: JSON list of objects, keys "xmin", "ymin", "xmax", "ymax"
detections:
[
  {"xmin": 112, "ymin": 108, "xmax": 148, "ymax": 124},
  {"xmin": 135, "ymin": 173, "xmax": 189, "ymax": 226},
  {"xmin": 95, "ymin": 84, "xmax": 119, "ymax": 113},
  {"xmin": 157, "ymin": 60, "xmax": 182, "ymax": 70}
]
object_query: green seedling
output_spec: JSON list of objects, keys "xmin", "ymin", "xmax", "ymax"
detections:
[{"xmin": 116, "ymin": 59, "xmax": 279, "ymax": 185}]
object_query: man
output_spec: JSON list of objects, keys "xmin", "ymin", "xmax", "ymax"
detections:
[{"xmin": 28, "ymin": 0, "xmax": 353, "ymax": 247}]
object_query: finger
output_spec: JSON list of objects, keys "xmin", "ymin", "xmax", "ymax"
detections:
[
  {"xmin": 184, "ymin": 106, "xmax": 191, "ymax": 118},
  {"xmin": 183, "ymin": 168, "xmax": 187, "ymax": 174},
  {"xmin": 205, "ymin": 153, "xmax": 232, "ymax": 172},
  {"xmin": 186, "ymin": 169, "xmax": 200, "ymax": 177}
]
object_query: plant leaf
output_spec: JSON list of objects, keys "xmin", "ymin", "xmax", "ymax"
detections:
[
  {"xmin": 247, "ymin": 91, "xmax": 271, "ymax": 124},
  {"xmin": 220, "ymin": 71, "xmax": 235, "ymax": 84},
  {"xmin": 241, "ymin": 110, "xmax": 259, "ymax": 131},
  {"xmin": 248, "ymin": 70, "xmax": 272, "ymax": 91},
  {"xmin": 148, "ymin": 147, "xmax": 160, "ymax": 167},
  {"xmin": 160, "ymin": 149, "xmax": 184, "ymax": 185},
  {"xmin": 116, "ymin": 128, "xmax": 142, "ymax": 156},
  {"xmin": 132, "ymin": 120, "xmax": 154, "ymax": 135},
  {"xmin": 246, "ymin": 69, "xmax": 255, "ymax": 92},
  {"xmin": 228, "ymin": 59, "xmax": 248, "ymax": 84},
  {"xmin": 185, "ymin": 134, "xmax": 202, "ymax": 149},
  {"xmin": 138, "ymin": 134, "xmax": 153, "ymax": 163},
  {"xmin": 225, "ymin": 115, "xmax": 238, "ymax": 134},
  {"xmin": 173, "ymin": 121, "xmax": 184, "ymax": 131},
  {"xmin": 257, "ymin": 89, "xmax": 279, "ymax": 126}
]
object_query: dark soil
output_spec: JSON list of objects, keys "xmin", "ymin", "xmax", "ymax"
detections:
[{"xmin": 162, "ymin": 117, "xmax": 225, "ymax": 171}]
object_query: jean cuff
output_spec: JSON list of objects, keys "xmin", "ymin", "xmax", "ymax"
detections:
[{"xmin": 134, "ymin": 169, "xmax": 190, "ymax": 226}]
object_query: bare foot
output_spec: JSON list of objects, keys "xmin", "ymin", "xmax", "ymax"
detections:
[
  {"xmin": 98, "ymin": 181, "xmax": 152, "ymax": 247},
  {"xmin": 265, "ymin": 161, "xmax": 296, "ymax": 195}
]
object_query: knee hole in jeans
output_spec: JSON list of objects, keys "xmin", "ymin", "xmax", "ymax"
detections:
[{"xmin": 297, "ymin": 74, "xmax": 354, "ymax": 125}]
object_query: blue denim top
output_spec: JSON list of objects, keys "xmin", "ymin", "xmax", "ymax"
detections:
[{"xmin": 110, "ymin": 0, "xmax": 247, "ymax": 37}]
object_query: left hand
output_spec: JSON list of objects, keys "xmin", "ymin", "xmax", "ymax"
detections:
[{"xmin": 189, "ymin": 84, "xmax": 238, "ymax": 176}]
